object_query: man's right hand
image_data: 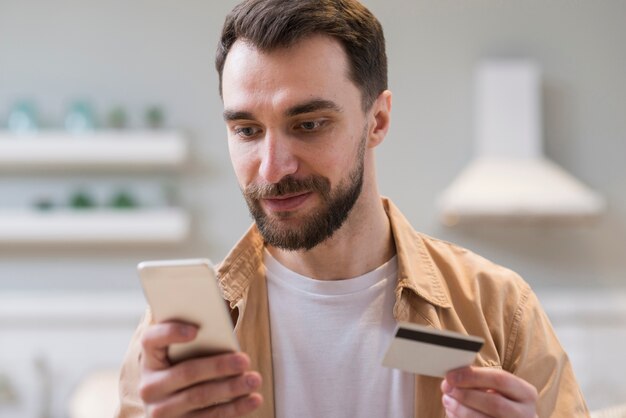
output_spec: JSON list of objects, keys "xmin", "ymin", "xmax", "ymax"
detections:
[{"xmin": 139, "ymin": 321, "xmax": 263, "ymax": 417}]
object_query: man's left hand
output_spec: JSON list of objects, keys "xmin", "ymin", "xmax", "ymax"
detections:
[{"xmin": 441, "ymin": 366, "xmax": 538, "ymax": 418}]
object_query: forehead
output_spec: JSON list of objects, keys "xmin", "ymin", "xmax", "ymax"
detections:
[{"xmin": 221, "ymin": 35, "xmax": 360, "ymax": 112}]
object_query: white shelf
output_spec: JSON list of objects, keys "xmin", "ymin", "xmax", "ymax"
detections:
[
  {"xmin": 0, "ymin": 130, "xmax": 188, "ymax": 171},
  {"xmin": 0, "ymin": 208, "xmax": 190, "ymax": 245},
  {"xmin": 0, "ymin": 291, "xmax": 145, "ymax": 325}
]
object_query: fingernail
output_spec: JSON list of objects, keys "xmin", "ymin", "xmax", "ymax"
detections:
[
  {"xmin": 246, "ymin": 374, "xmax": 260, "ymax": 389},
  {"xmin": 180, "ymin": 325, "xmax": 195, "ymax": 337},
  {"xmin": 247, "ymin": 394, "xmax": 261, "ymax": 408},
  {"xmin": 231, "ymin": 355, "xmax": 246, "ymax": 370},
  {"xmin": 442, "ymin": 394, "xmax": 457, "ymax": 409}
]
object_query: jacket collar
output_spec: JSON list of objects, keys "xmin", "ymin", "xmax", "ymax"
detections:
[
  {"xmin": 383, "ymin": 198, "xmax": 451, "ymax": 309},
  {"xmin": 217, "ymin": 197, "xmax": 451, "ymax": 309},
  {"xmin": 216, "ymin": 224, "xmax": 265, "ymax": 308}
]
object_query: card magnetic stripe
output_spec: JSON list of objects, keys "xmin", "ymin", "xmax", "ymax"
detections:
[{"xmin": 395, "ymin": 328, "xmax": 484, "ymax": 352}]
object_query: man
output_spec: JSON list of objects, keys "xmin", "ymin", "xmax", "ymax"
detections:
[{"xmin": 116, "ymin": 1, "xmax": 589, "ymax": 417}]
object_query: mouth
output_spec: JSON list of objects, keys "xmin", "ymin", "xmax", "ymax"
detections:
[{"xmin": 262, "ymin": 191, "xmax": 312, "ymax": 212}]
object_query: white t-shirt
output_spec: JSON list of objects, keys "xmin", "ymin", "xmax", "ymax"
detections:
[{"xmin": 265, "ymin": 251, "xmax": 414, "ymax": 418}]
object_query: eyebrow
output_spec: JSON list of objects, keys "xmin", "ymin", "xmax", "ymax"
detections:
[
  {"xmin": 223, "ymin": 98, "xmax": 342, "ymax": 122},
  {"xmin": 285, "ymin": 99, "xmax": 342, "ymax": 117},
  {"xmin": 223, "ymin": 110, "xmax": 254, "ymax": 122}
]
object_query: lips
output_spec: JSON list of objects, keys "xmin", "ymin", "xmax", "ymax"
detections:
[{"xmin": 262, "ymin": 192, "xmax": 312, "ymax": 212}]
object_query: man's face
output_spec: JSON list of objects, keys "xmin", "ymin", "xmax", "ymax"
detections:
[{"xmin": 221, "ymin": 35, "xmax": 370, "ymax": 250}]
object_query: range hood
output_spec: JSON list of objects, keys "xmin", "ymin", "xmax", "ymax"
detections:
[{"xmin": 437, "ymin": 59, "xmax": 605, "ymax": 226}]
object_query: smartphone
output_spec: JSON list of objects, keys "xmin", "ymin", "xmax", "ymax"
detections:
[{"xmin": 138, "ymin": 258, "xmax": 240, "ymax": 363}]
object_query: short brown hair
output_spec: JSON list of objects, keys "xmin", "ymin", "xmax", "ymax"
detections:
[{"xmin": 215, "ymin": 0, "xmax": 388, "ymax": 111}]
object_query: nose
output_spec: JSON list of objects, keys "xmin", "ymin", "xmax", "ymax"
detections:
[{"xmin": 259, "ymin": 130, "xmax": 298, "ymax": 184}]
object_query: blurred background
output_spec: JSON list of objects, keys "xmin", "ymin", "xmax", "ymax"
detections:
[{"xmin": 0, "ymin": 0, "xmax": 624, "ymax": 417}]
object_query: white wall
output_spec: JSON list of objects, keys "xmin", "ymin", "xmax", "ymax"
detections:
[
  {"xmin": 368, "ymin": 0, "xmax": 626, "ymax": 292},
  {"xmin": 1, "ymin": 1, "xmax": 624, "ymax": 292}
]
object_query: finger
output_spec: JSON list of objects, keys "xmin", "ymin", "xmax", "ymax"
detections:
[
  {"xmin": 445, "ymin": 367, "xmax": 538, "ymax": 403},
  {"xmin": 445, "ymin": 387, "xmax": 532, "ymax": 418},
  {"xmin": 443, "ymin": 393, "xmax": 490, "ymax": 418},
  {"xmin": 148, "ymin": 372, "xmax": 262, "ymax": 417},
  {"xmin": 141, "ymin": 322, "xmax": 198, "ymax": 370},
  {"xmin": 186, "ymin": 393, "xmax": 263, "ymax": 418},
  {"xmin": 140, "ymin": 353, "xmax": 251, "ymax": 403}
]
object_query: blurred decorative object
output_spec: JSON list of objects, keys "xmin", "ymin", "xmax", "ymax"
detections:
[
  {"xmin": 33, "ymin": 196, "xmax": 55, "ymax": 211},
  {"xmin": 68, "ymin": 369, "xmax": 120, "ymax": 418},
  {"xmin": 8, "ymin": 100, "xmax": 39, "ymax": 134},
  {"xmin": 437, "ymin": 59, "xmax": 605, "ymax": 226},
  {"xmin": 65, "ymin": 100, "xmax": 96, "ymax": 133},
  {"xmin": 109, "ymin": 189, "xmax": 137, "ymax": 209},
  {"xmin": 35, "ymin": 356, "xmax": 52, "ymax": 418},
  {"xmin": 591, "ymin": 404, "xmax": 626, "ymax": 418},
  {"xmin": 107, "ymin": 106, "xmax": 128, "ymax": 129},
  {"xmin": 0, "ymin": 372, "xmax": 18, "ymax": 404},
  {"xmin": 145, "ymin": 105, "xmax": 165, "ymax": 129},
  {"xmin": 69, "ymin": 190, "xmax": 96, "ymax": 209}
]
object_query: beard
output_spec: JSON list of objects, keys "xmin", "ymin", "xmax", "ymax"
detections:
[{"xmin": 242, "ymin": 128, "xmax": 367, "ymax": 251}]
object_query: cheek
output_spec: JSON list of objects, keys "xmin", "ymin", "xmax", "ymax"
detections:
[
  {"xmin": 228, "ymin": 140, "xmax": 258, "ymax": 187},
  {"xmin": 308, "ymin": 150, "xmax": 353, "ymax": 191},
  {"xmin": 322, "ymin": 133, "xmax": 361, "ymax": 175},
  {"xmin": 304, "ymin": 128, "xmax": 351, "ymax": 168}
]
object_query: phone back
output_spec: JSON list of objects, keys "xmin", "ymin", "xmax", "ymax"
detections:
[{"xmin": 138, "ymin": 258, "xmax": 239, "ymax": 363}]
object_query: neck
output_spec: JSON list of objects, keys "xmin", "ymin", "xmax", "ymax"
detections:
[{"xmin": 267, "ymin": 183, "xmax": 395, "ymax": 281}]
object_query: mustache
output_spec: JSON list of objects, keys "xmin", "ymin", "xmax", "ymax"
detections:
[{"xmin": 244, "ymin": 175, "xmax": 331, "ymax": 200}]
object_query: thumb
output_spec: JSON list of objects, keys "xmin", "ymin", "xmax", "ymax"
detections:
[{"xmin": 140, "ymin": 322, "xmax": 197, "ymax": 370}]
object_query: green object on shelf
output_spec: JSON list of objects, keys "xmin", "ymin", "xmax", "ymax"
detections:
[
  {"xmin": 108, "ymin": 107, "xmax": 128, "ymax": 129},
  {"xmin": 33, "ymin": 197, "xmax": 54, "ymax": 211},
  {"xmin": 65, "ymin": 100, "xmax": 96, "ymax": 133},
  {"xmin": 110, "ymin": 190, "xmax": 137, "ymax": 209},
  {"xmin": 8, "ymin": 100, "xmax": 39, "ymax": 134},
  {"xmin": 145, "ymin": 106, "xmax": 164, "ymax": 129},
  {"xmin": 70, "ymin": 190, "xmax": 96, "ymax": 209}
]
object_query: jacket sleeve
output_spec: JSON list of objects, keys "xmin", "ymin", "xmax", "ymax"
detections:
[
  {"xmin": 114, "ymin": 310, "xmax": 151, "ymax": 418},
  {"xmin": 503, "ymin": 286, "xmax": 590, "ymax": 418}
]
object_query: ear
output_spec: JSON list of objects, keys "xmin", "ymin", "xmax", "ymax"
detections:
[{"xmin": 367, "ymin": 90, "xmax": 392, "ymax": 148}]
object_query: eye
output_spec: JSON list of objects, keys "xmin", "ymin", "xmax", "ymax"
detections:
[
  {"xmin": 295, "ymin": 119, "xmax": 327, "ymax": 132},
  {"xmin": 233, "ymin": 125, "xmax": 261, "ymax": 139}
]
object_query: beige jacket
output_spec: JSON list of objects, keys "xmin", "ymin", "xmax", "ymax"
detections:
[{"xmin": 116, "ymin": 198, "xmax": 589, "ymax": 418}]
